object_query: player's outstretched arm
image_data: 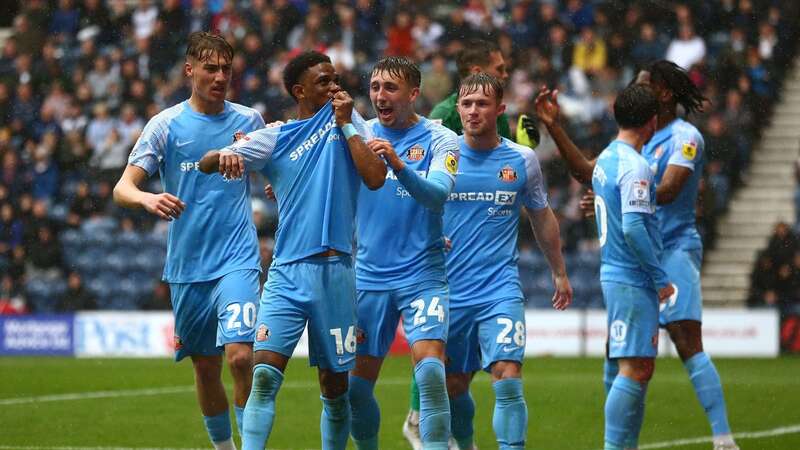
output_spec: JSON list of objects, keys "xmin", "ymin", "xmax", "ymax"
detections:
[
  {"xmin": 332, "ymin": 91, "xmax": 386, "ymax": 190},
  {"xmin": 528, "ymin": 206, "xmax": 573, "ymax": 310},
  {"xmin": 113, "ymin": 164, "xmax": 185, "ymax": 221},
  {"xmin": 534, "ymin": 87, "xmax": 596, "ymax": 184}
]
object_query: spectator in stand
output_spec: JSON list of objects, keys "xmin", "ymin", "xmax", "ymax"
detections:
[
  {"xmin": 572, "ymin": 27, "xmax": 607, "ymax": 77},
  {"xmin": 29, "ymin": 133, "xmax": 60, "ymax": 200},
  {"xmin": 766, "ymin": 222, "xmax": 798, "ymax": 268},
  {"xmin": 385, "ymin": 10, "xmax": 414, "ymax": 57},
  {"xmin": 66, "ymin": 181, "xmax": 97, "ymax": 227},
  {"xmin": 26, "ymin": 225, "xmax": 63, "ymax": 279},
  {"xmin": 0, "ymin": 274, "xmax": 28, "ymax": 315},
  {"xmin": 0, "ymin": 202, "xmax": 23, "ymax": 259},
  {"xmin": 412, "ymin": 12, "xmax": 444, "ymax": 62},
  {"xmin": 666, "ymin": 24, "xmax": 706, "ymax": 70},
  {"xmin": 749, "ymin": 252, "xmax": 777, "ymax": 307},
  {"xmin": 56, "ymin": 271, "xmax": 97, "ymax": 312}
]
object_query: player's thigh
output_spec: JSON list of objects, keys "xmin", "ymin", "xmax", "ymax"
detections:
[
  {"xmin": 355, "ymin": 289, "xmax": 400, "ymax": 360},
  {"xmin": 477, "ymin": 298, "xmax": 526, "ymax": 373},
  {"xmin": 445, "ymin": 303, "xmax": 481, "ymax": 375},
  {"xmin": 660, "ymin": 248, "xmax": 703, "ymax": 326},
  {"xmin": 253, "ymin": 263, "xmax": 310, "ymax": 359},
  {"xmin": 398, "ymin": 280, "xmax": 450, "ymax": 348},
  {"xmin": 213, "ymin": 269, "xmax": 260, "ymax": 348},
  {"xmin": 602, "ymin": 281, "xmax": 659, "ymax": 359},
  {"xmin": 307, "ymin": 256, "xmax": 358, "ymax": 373},
  {"xmin": 170, "ymin": 280, "xmax": 219, "ymax": 361}
]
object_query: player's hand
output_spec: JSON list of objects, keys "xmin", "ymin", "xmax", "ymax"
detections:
[
  {"xmin": 658, "ymin": 283, "xmax": 676, "ymax": 303},
  {"xmin": 141, "ymin": 192, "xmax": 185, "ymax": 221},
  {"xmin": 332, "ymin": 91, "xmax": 354, "ymax": 127},
  {"xmin": 264, "ymin": 184, "xmax": 276, "ymax": 201},
  {"xmin": 265, "ymin": 120, "xmax": 284, "ymax": 129},
  {"xmin": 551, "ymin": 273, "xmax": 573, "ymax": 310},
  {"xmin": 218, "ymin": 150, "xmax": 244, "ymax": 180},
  {"xmin": 580, "ymin": 189, "xmax": 596, "ymax": 218},
  {"xmin": 534, "ymin": 86, "xmax": 560, "ymax": 128},
  {"xmin": 369, "ymin": 138, "xmax": 405, "ymax": 171},
  {"xmin": 443, "ymin": 236, "xmax": 452, "ymax": 252}
]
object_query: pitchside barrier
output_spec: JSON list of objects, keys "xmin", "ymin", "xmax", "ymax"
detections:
[{"xmin": 0, "ymin": 309, "xmax": 779, "ymax": 357}]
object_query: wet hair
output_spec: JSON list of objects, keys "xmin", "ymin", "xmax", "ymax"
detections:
[
  {"xmin": 614, "ymin": 84, "xmax": 658, "ymax": 129},
  {"xmin": 282, "ymin": 51, "xmax": 331, "ymax": 100},
  {"xmin": 185, "ymin": 31, "xmax": 234, "ymax": 63},
  {"xmin": 371, "ymin": 56, "xmax": 421, "ymax": 88},
  {"xmin": 458, "ymin": 72, "xmax": 504, "ymax": 102},
  {"xmin": 456, "ymin": 39, "xmax": 501, "ymax": 79},
  {"xmin": 647, "ymin": 60, "xmax": 708, "ymax": 115}
]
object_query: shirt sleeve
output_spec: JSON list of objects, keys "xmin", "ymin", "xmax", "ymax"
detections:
[
  {"xmin": 428, "ymin": 126, "xmax": 460, "ymax": 183},
  {"xmin": 666, "ymin": 127, "xmax": 703, "ymax": 171},
  {"xmin": 128, "ymin": 114, "xmax": 168, "ymax": 176},
  {"xmin": 250, "ymin": 110, "xmax": 266, "ymax": 131},
  {"xmin": 520, "ymin": 148, "xmax": 548, "ymax": 210},
  {"xmin": 350, "ymin": 109, "xmax": 374, "ymax": 141},
  {"xmin": 619, "ymin": 158, "xmax": 655, "ymax": 215},
  {"xmin": 225, "ymin": 125, "xmax": 280, "ymax": 171}
]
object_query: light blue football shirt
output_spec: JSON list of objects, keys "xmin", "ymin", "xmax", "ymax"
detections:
[
  {"xmin": 592, "ymin": 140, "xmax": 662, "ymax": 289},
  {"xmin": 643, "ymin": 118, "xmax": 705, "ymax": 251},
  {"xmin": 355, "ymin": 116, "xmax": 459, "ymax": 290},
  {"xmin": 128, "ymin": 100, "xmax": 264, "ymax": 283},
  {"xmin": 224, "ymin": 102, "xmax": 371, "ymax": 265},
  {"xmin": 445, "ymin": 137, "xmax": 548, "ymax": 306}
]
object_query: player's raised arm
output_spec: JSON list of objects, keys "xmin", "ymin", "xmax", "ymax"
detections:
[
  {"xmin": 534, "ymin": 87, "xmax": 596, "ymax": 184},
  {"xmin": 373, "ymin": 131, "xmax": 458, "ymax": 212},
  {"xmin": 332, "ymin": 91, "xmax": 386, "ymax": 190}
]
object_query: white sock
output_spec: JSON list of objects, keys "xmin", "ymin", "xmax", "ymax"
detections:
[{"xmin": 212, "ymin": 438, "xmax": 237, "ymax": 450}]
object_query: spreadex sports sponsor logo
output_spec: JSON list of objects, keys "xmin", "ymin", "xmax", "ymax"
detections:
[
  {"xmin": 448, "ymin": 190, "xmax": 517, "ymax": 205},
  {"xmin": 289, "ymin": 118, "xmax": 337, "ymax": 161}
]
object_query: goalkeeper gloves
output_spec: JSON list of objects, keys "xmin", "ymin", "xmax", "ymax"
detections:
[{"xmin": 516, "ymin": 114, "xmax": 540, "ymax": 150}]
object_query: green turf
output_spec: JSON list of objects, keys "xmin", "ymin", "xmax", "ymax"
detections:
[{"xmin": 1, "ymin": 356, "xmax": 798, "ymax": 449}]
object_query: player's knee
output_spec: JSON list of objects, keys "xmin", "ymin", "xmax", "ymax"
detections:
[
  {"xmin": 319, "ymin": 370, "xmax": 348, "ymax": 398},
  {"xmin": 192, "ymin": 356, "xmax": 223, "ymax": 382},
  {"xmin": 446, "ymin": 373, "xmax": 471, "ymax": 398},
  {"xmin": 490, "ymin": 360, "xmax": 522, "ymax": 382},
  {"xmin": 633, "ymin": 360, "xmax": 655, "ymax": 382},
  {"xmin": 251, "ymin": 364, "xmax": 283, "ymax": 400},
  {"xmin": 226, "ymin": 349, "xmax": 253, "ymax": 375}
]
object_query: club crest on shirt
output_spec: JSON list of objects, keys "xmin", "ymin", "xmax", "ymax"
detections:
[
  {"xmin": 633, "ymin": 179, "xmax": 648, "ymax": 201},
  {"xmin": 256, "ymin": 324, "xmax": 270, "ymax": 342},
  {"xmin": 445, "ymin": 151, "xmax": 458, "ymax": 175},
  {"xmin": 498, "ymin": 165, "xmax": 518, "ymax": 183},
  {"xmin": 232, "ymin": 130, "xmax": 249, "ymax": 143},
  {"xmin": 174, "ymin": 335, "xmax": 183, "ymax": 351},
  {"xmin": 406, "ymin": 144, "xmax": 425, "ymax": 161},
  {"xmin": 681, "ymin": 141, "xmax": 697, "ymax": 160}
]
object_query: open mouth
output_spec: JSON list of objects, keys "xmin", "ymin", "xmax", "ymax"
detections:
[{"xmin": 377, "ymin": 106, "xmax": 393, "ymax": 121}]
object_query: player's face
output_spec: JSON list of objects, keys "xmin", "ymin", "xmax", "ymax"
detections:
[
  {"xmin": 297, "ymin": 62, "xmax": 341, "ymax": 112},
  {"xmin": 186, "ymin": 51, "xmax": 232, "ymax": 105},
  {"xmin": 369, "ymin": 70, "xmax": 419, "ymax": 128},
  {"xmin": 457, "ymin": 86, "xmax": 505, "ymax": 138},
  {"xmin": 480, "ymin": 51, "xmax": 509, "ymax": 84}
]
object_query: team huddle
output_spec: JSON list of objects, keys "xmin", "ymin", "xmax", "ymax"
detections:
[{"xmin": 113, "ymin": 32, "xmax": 738, "ymax": 450}]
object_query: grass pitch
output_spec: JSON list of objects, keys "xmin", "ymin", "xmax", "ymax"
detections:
[{"xmin": 1, "ymin": 356, "xmax": 798, "ymax": 449}]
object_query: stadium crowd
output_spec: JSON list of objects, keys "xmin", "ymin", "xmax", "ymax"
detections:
[{"xmin": 1, "ymin": 0, "xmax": 799, "ymax": 314}]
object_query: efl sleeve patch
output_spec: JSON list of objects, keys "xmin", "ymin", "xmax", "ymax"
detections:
[
  {"xmin": 445, "ymin": 151, "xmax": 458, "ymax": 175},
  {"xmin": 681, "ymin": 142, "xmax": 697, "ymax": 160}
]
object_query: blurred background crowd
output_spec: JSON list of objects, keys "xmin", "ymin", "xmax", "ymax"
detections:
[{"xmin": 1, "ymin": 0, "xmax": 799, "ymax": 314}]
